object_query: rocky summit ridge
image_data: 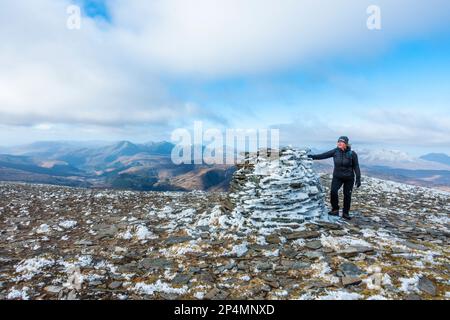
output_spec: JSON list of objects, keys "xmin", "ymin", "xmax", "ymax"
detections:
[{"xmin": 0, "ymin": 147, "xmax": 449, "ymax": 300}]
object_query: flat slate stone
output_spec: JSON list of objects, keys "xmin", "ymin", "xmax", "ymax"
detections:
[
  {"xmin": 44, "ymin": 286, "xmax": 63, "ymax": 294},
  {"xmin": 305, "ymin": 240, "xmax": 322, "ymax": 250},
  {"xmin": 265, "ymin": 234, "xmax": 281, "ymax": 244},
  {"xmin": 286, "ymin": 231, "xmax": 320, "ymax": 240},
  {"xmin": 172, "ymin": 274, "xmax": 192, "ymax": 285},
  {"xmin": 418, "ymin": 276, "xmax": 437, "ymax": 296},
  {"xmin": 139, "ymin": 258, "xmax": 172, "ymax": 269},
  {"xmin": 341, "ymin": 276, "xmax": 362, "ymax": 286},
  {"xmin": 338, "ymin": 246, "xmax": 374, "ymax": 257},
  {"xmin": 164, "ymin": 236, "xmax": 193, "ymax": 245},
  {"xmin": 108, "ymin": 281, "xmax": 122, "ymax": 289},
  {"xmin": 339, "ymin": 262, "xmax": 364, "ymax": 277},
  {"xmin": 403, "ymin": 241, "xmax": 428, "ymax": 251},
  {"xmin": 292, "ymin": 262, "xmax": 310, "ymax": 269},
  {"xmin": 255, "ymin": 262, "xmax": 273, "ymax": 271}
]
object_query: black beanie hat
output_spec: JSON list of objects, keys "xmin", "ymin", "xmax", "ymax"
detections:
[{"xmin": 338, "ymin": 136, "xmax": 349, "ymax": 144}]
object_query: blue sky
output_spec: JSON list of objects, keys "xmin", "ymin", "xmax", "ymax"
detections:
[
  {"xmin": 0, "ymin": 0, "xmax": 449, "ymax": 155},
  {"xmin": 76, "ymin": 0, "xmax": 111, "ymax": 21}
]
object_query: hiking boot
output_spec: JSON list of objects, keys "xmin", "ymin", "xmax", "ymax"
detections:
[
  {"xmin": 328, "ymin": 210, "xmax": 339, "ymax": 216},
  {"xmin": 342, "ymin": 212, "xmax": 352, "ymax": 220}
]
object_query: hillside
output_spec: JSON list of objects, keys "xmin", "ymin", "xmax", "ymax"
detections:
[{"xmin": 0, "ymin": 141, "xmax": 235, "ymax": 192}]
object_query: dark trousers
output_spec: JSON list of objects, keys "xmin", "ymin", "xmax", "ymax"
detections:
[{"xmin": 330, "ymin": 176, "xmax": 354, "ymax": 214}]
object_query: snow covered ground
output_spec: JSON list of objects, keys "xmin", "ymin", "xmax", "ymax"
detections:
[{"xmin": 0, "ymin": 175, "xmax": 448, "ymax": 300}]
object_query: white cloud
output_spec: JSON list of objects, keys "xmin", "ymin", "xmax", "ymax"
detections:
[
  {"xmin": 0, "ymin": 1, "xmax": 219, "ymax": 129},
  {"xmin": 0, "ymin": 0, "xmax": 449, "ymax": 138},
  {"xmin": 111, "ymin": 0, "xmax": 450, "ymax": 76},
  {"xmin": 274, "ymin": 109, "xmax": 450, "ymax": 148}
]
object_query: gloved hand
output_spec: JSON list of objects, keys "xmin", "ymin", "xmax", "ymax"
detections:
[{"xmin": 355, "ymin": 178, "xmax": 361, "ymax": 188}]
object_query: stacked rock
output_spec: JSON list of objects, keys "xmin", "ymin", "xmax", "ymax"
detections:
[{"xmin": 227, "ymin": 147, "xmax": 327, "ymax": 230}]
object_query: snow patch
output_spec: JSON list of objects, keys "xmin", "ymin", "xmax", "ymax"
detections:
[
  {"xmin": 227, "ymin": 242, "xmax": 248, "ymax": 257},
  {"xmin": 36, "ymin": 224, "xmax": 50, "ymax": 234},
  {"xmin": 7, "ymin": 287, "xmax": 30, "ymax": 300},
  {"xmin": 318, "ymin": 290, "xmax": 363, "ymax": 300},
  {"xmin": 58, "ymin": 220, "xmax": 77, "ymax": 229},
  {"xmin": 133, "ymin": 280, "xmax": 188, "ymax": 296},
  {"xmin": 15, "ymin": 257, "xmax": 55, "ymax": 280}
]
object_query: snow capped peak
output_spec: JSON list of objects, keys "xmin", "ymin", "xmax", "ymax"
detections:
[
  {"xmin": 358, "ymin": 148, "xmax": 450, "ymax": 170},
  {"xmin": 359, "ymin": 148, "xmax": 416, "ymax": 162}
]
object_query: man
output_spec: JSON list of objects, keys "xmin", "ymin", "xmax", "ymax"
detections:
[{"xmin": 309, "ymin": 136, "xmax": 361, "ymax": 220}]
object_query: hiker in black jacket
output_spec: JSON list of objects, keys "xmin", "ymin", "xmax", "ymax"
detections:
[{"xmin": 309, "ymin": 136, "xmax": 361, "ymax": 220}]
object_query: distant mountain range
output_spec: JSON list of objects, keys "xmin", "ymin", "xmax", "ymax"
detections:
[
  {"xmin": 0, "ymin": 141, "xmax": 449, "ymax": 191},
  {"xmin": 420, "ymin": 153, "xmax": 450, "ymax": 166},
  {"xmin": 0, "ymin": 141, "xmax": 235, "ymax": 191},
  {"xmin": 358, "ymin": 149, "xmax": 450, "ymax": 170}
]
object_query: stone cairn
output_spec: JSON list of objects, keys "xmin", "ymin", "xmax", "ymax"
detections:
[{"xmin": 225, "ymin": 147, "xmax": 327, "ymax": 230}]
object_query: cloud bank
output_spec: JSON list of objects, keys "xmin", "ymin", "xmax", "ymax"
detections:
[{"xmin": 0, "ymin": 0, "xmax": 449, "ymax": 148}]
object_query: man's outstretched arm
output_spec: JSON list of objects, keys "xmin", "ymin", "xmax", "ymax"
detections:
[{"xmin": 309, "ymin": 149, "xmax": 336, "ymax": 160}]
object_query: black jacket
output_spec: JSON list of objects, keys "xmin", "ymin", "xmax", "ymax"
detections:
[{"xmin": 310, "ymin": 147, "xmax": 361, "ymax": 180}]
